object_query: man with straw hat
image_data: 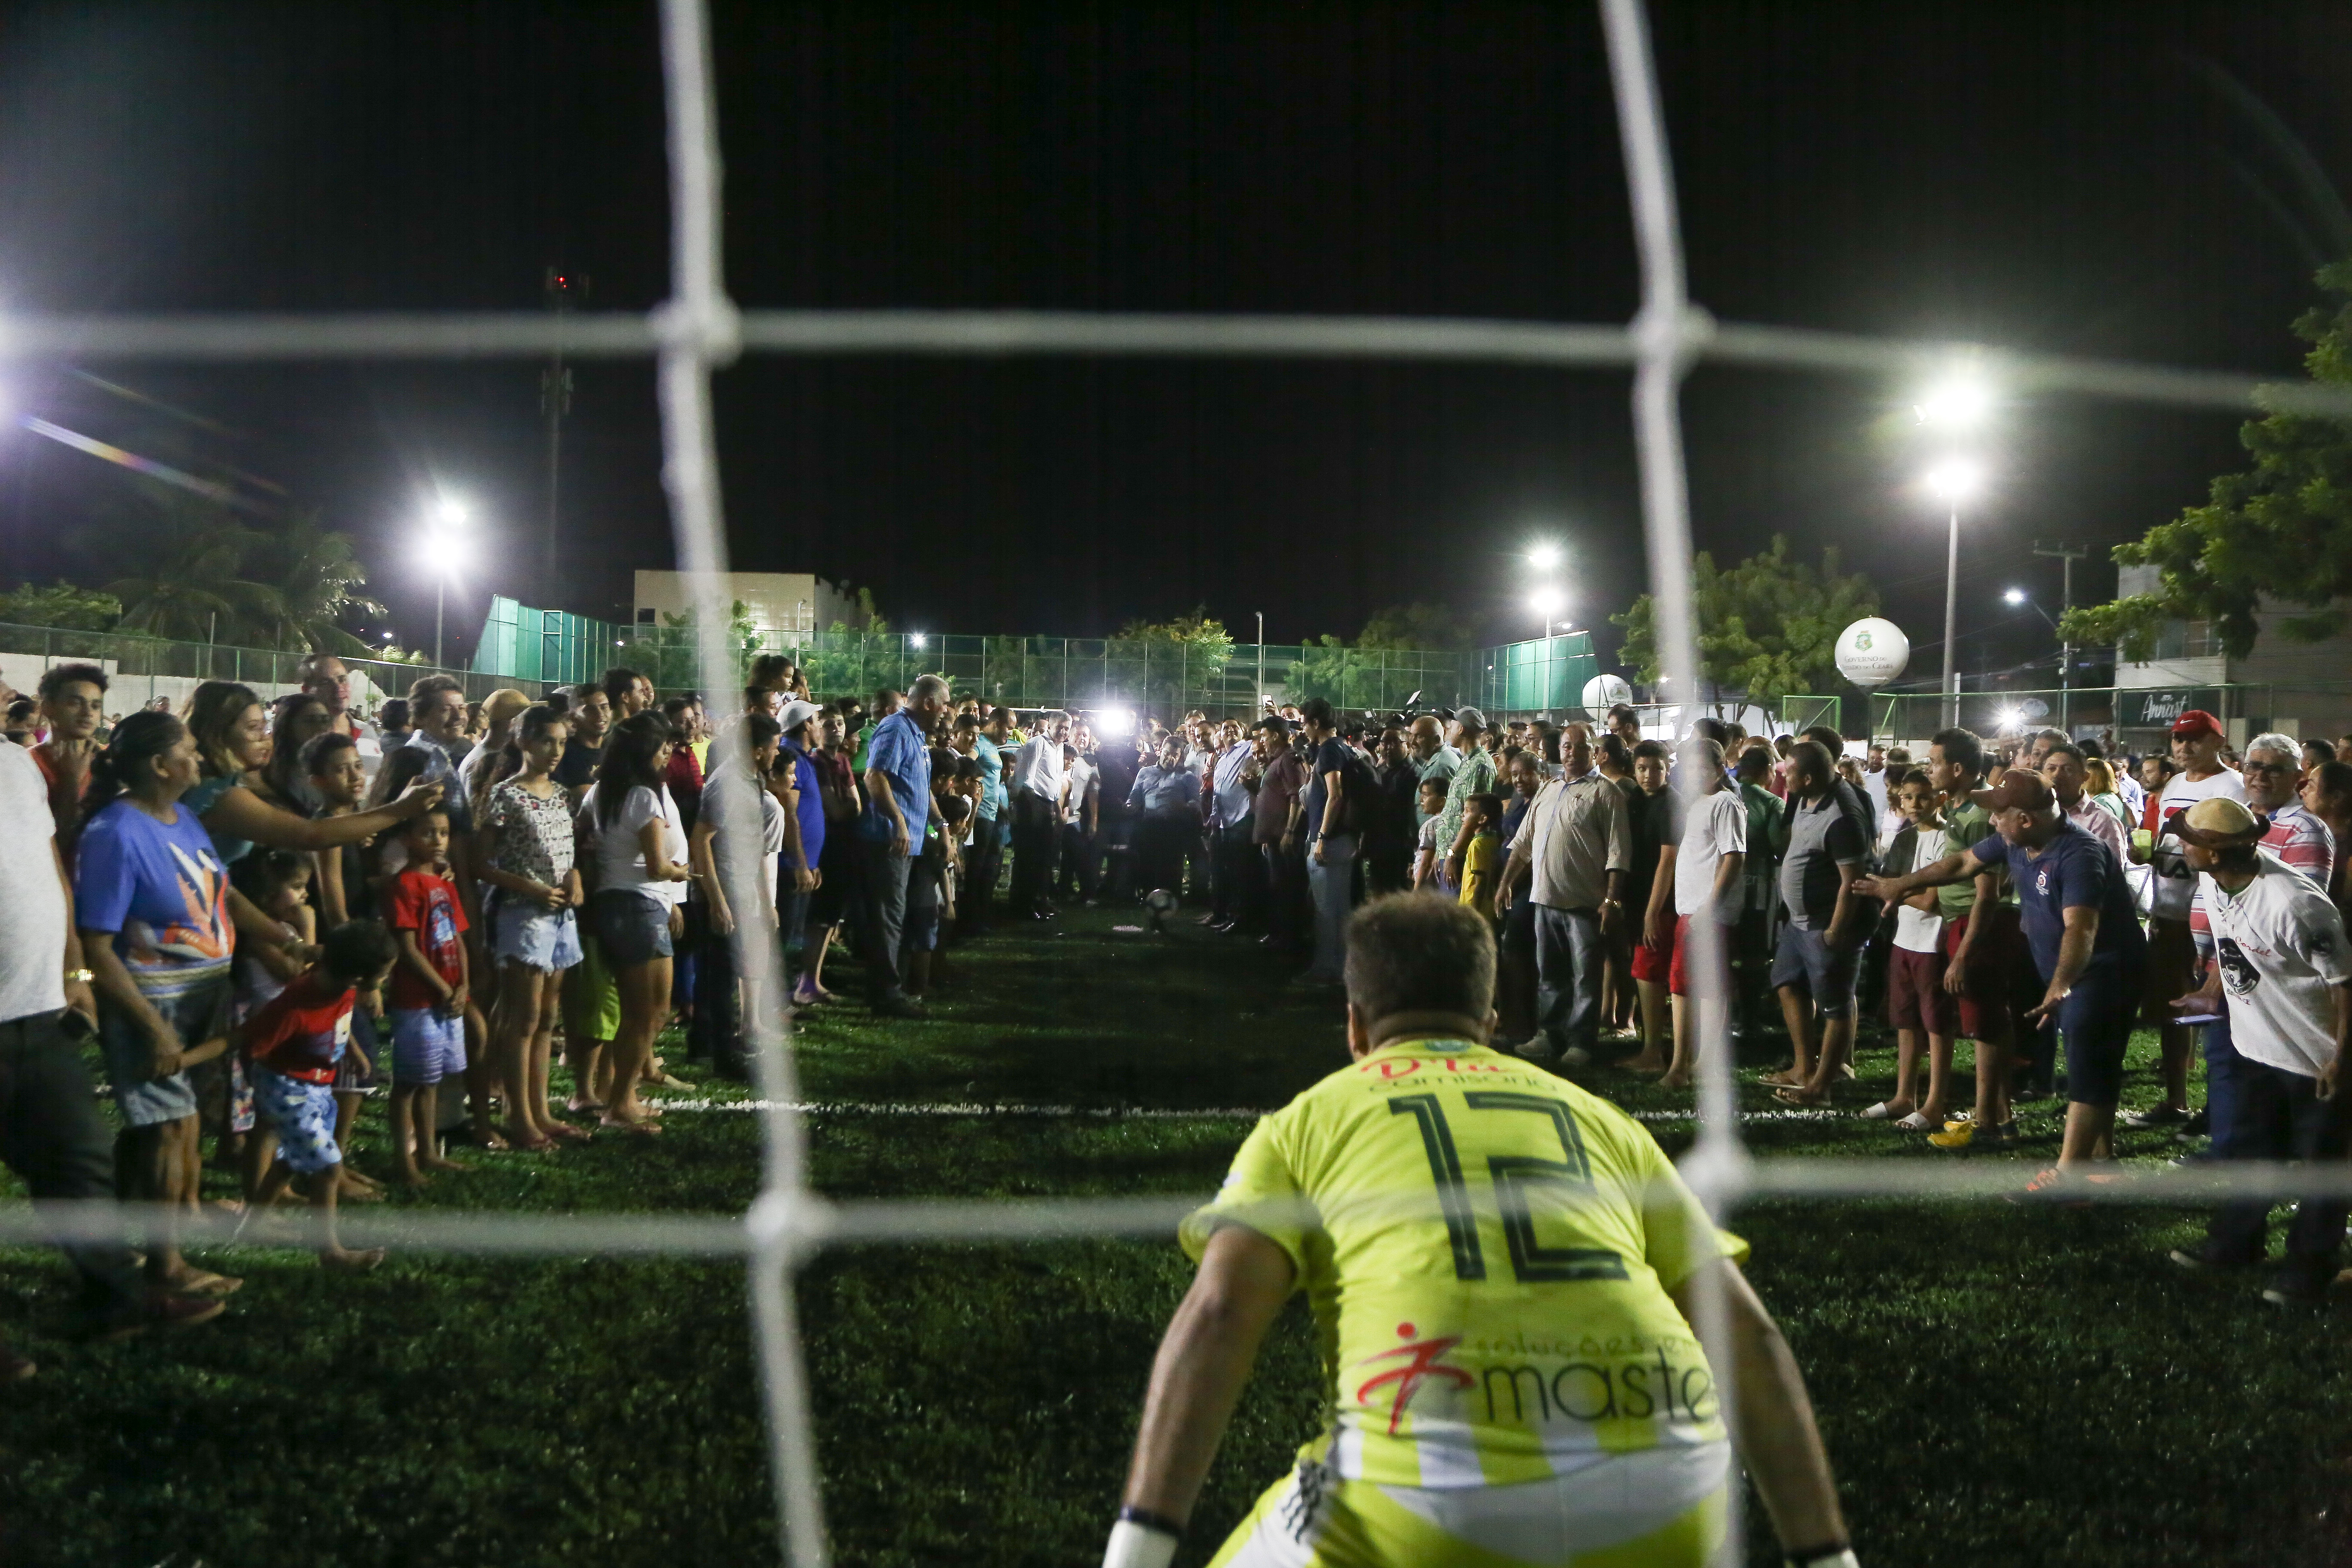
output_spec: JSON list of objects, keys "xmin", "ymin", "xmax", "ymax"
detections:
[{"xmin": 2163, "ymin": 796, "xmax": 2352, "ymax": 1307}]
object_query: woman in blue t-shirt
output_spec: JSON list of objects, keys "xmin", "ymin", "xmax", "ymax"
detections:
[{"xmin": 72, "ymin": 711, "xmax": 239, "ymax": 1297}]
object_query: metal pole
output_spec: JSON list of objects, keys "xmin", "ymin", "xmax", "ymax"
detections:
[
  {"xmin": 435, "ymin": 578, "xmax": 446, "ymax": 671},
  {"xmin": 1255, "ymin": 611, "xmax": 1264, "ymax": 703},
  {"xmin": 1941, "ymin": 505, "xmax": 1960, "ymax": 729}
]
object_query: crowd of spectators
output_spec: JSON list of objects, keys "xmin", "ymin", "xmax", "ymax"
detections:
[{"xmin": 6, "ymin": 645, "xmax": 2352, "ymax": 1378}]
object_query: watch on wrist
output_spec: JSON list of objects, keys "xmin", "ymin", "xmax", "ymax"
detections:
[{"xmin": 64, "ymin": 968, "xmax": 95, "ymax": 986}]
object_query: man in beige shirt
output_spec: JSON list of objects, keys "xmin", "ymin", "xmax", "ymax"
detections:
[{"xmin": 1496, "ymin": 722, "xmax": 1630, "ymax": 1067}]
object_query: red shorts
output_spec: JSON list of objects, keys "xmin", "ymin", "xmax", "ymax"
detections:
[
  {"xmin": 1941, "ymin": 902, "xmax": 2040, "ymax": 1042},
  {"xmin": 1886, "ymin": 943, "xmax": 1959, "ymax": 1036},
  {"xmin": 1664, "ymin": 913, "xmax": 1727, "ymax": 998},
  {"xmin": 1632, "ymin": 914, "xmax": 1676, "ymax": 985}
]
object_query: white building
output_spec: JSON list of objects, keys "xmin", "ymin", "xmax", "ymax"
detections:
[
  {"xmin": 2113, "ymin": 563, "xmax": 2352, "ymax": 746},
  {"xmin": 631, "ymin": 571, "xmax": 860, "ymax": 637}
]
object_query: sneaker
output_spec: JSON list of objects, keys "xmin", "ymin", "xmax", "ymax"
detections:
[
  {"xmin": 1558, "ymin": 1046, "xmax": 1594, "ymax": 1069},
  {"xmin": 2121, "ymin": 1105, "xmax": 2190, "ymax": 1130},
  {"xmin": 1510, "ymin": 1037, "xmax": 1559, "ymax": 1065},
  {"xmin": 2175, "ymin": 1109, "xmax": 2211, "ymax": 1142},
  {"xmin": 1928, "ymin": 1121, "xmax": 1978, "ymax": 1151},
  {"xmin": 1942, "ymin": 1109, "xmax": 1976, "ymax": 1131},
  {"xmin": 2169, "ymin": 1242, "xmax": 2260, "ymax": 1274},
  {"xmin": 1981, "ymin": 1120, "xmax": 2021, "ymax": 1149},
  {"xmin": 2262, "ymin": 1269, "xmax": 2332, "ymax": 1309}
]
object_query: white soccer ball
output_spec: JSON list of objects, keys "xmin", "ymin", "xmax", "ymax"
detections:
[{"xmin": 1144, "ymin": 888, "xmax": 1179, "ymax": 916}]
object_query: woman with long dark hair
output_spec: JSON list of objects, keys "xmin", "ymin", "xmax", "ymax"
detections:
[
  {"xmin": 475, "ymin": 704, "xmax": 586, "ymax": 1146},
  {"xmin": 576, "ymin": 711, "xmax": 691, "ymax": 1130},
  {"xmin": 183, "ymin": 681, "xmax": 441, "ymax": 863},
  {"xmin": 257, "ymin": 691, "xmax": 334, "ymax": 815},
  {"xmin": 72, "ymin": 711, "xmax": 238, "ymax": 1296}
]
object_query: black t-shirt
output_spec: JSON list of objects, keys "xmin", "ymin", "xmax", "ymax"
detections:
[
  {"xmin": 1095, "ymin": 746, "xmax": 1139, "ymax": 823},
  {"xmin": 1303, "ymin": 737, "xmax": 1352, "ymax": 840},
  {"xmin": 554, "ymin": 736, "xmax": 605, "ymax": 791},
  {"xmin": 1629, "ymin": 787, "xmax": 1683, "ymax": 906}
]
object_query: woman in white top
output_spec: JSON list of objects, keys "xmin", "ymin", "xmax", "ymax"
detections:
[
  {"xmin": 576, "ymin": 712, "xmax": 692, "ymax": 1132},
  {"xmin": 689, "ymin": 714, "xmax": 785, "ymax": 1075}
]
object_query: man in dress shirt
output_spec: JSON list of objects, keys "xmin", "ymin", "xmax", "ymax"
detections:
[
  {"xmin": 1205, "ymin": 722, "xmax": 1258, "ymax": 934},
  {"xmin": 1496, "ymin": 722, "xmax": 1631, "ymax": 1068},
  {"xmin": 1008, "ymin": 710, "xmax": 1070, "ymax": 921}
]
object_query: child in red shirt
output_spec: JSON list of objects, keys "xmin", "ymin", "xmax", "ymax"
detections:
[
  {"xmin": 384, "ymin": 809, "xmax": 473, "ymax": 1185},
  {"xmin": 243, "ymin": 919, "xmax": 397, "ymax": 1271}
]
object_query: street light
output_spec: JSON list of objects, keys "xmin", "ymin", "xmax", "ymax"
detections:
[
  {"xmin": 1914, "ymin": 374, "xmax": 1994, "ymax": 431},
  {"xmin": 910, "ymin": 632, "xmax": 928, "ymax": 650},
  {"xmin": 1920, "ymin": 456, "xmax": 1986, "ymax": 727},
  {"xmin": 1526, "ymin": 542, "xmax": 1563, "ymax": 573},
  {"xmin": 2003, "ymin": 587, "xmax": 2025, "ymax": 606},
  {"xmin": 423, "ymin": 497, "xmax": 472, "ymax": 670}
]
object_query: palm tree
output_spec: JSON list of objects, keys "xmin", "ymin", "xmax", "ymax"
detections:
[
  {"xmin": 107, "ymin": 498, "xmax": 281, "ymax": 644},
  {"xmin": 254, "ymin": 512, "xmax": 385, "ymax": 655}
]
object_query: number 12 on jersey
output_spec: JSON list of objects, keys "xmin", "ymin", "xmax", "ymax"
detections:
[{"xmin": 1389, "ymin": 1092, "xmax": 1628, "ymax": 1284}]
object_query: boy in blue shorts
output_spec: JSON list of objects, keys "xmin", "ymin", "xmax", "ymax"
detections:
[
  {"xmin": 243, "ymin": 919, "xmax": 398, "ymax": 1272},
  {"xmin": 385, "ymin": 808, "xmax": 472, "ymax": 1185}
]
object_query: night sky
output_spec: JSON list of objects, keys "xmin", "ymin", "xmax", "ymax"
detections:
[{"xmin": 0, "ymin": 1, "xmax": 2347, "ymax": 681}]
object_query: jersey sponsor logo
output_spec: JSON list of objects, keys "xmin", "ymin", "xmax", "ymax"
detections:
[
  {"xmin": 1474, "ymin": 1347, "xmax": 1719, "ymax": 1427},
  {"xmin": 1355, "ymin": 1323, "xmax": 1475, "ymax": 1435},
  {"xmin": 1355, "ymin": 1054, "xmax": 1513, "ymax": 1081}
]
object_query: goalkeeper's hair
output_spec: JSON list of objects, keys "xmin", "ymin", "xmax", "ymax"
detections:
[{"xmin": 1344, "ymin": 894, "xmax": 1495, "ymax": 1028}]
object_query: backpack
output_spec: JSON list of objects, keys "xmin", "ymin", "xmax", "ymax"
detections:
[{"xmin": 1334, "ymin": 745, "xmax": 1381, "ymax": 837}]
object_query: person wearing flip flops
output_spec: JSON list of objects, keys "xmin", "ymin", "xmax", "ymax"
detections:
[
  {"xmin": 1860, "ymin": 770, "xmax": 1958, "ymax": 1132},
  {"xmin": 1856, "ymin": 769, "xmax": 2147, "ymax": 1179}
]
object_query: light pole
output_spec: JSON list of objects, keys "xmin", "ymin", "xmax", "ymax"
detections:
[
  {"xmin": 1529, "ymin": 587, "xmax": 1565, "ymax": 714},
  {"xmin": 2034, "ymin": 539, "xmax": 2087, "ymax": 730},
  {"xmin": 1914, "ymin": 372, "xmax": 1994, "ymax": 729},
  {"xmin": 1254, "ymin": 610, "xmax": 1265, "ymax": 704},
  {"xmin": 1924, "ymin": 459, "xmax": 1982, "ymax": 729},
  {"xmin": 427, "ymin": 498, "xmax": 470, "ymax": 671}
]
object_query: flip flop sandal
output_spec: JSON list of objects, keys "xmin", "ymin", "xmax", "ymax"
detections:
[
  {"xmin": 1894, "ymin": 1111, "xmax": 1937, "ymax": 1131},
  {"xmin": 173, "ymin": 1271, "xmax": 244, "ymax": 1298},
  {"xmin": 1859, "ymin": 1102, "xmax": 1898, "ymax": 1120},
  {"xmin": 1772, "ymin": 1087, "xmax": 1826, "ymax": 1108},
  {"xmin": 598, "ymin": 1118, "xmax": 663, "ymax": 1137}
]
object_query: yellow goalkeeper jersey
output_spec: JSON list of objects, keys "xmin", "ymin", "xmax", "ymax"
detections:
[{"xmin": 1181, "ymin": 1037, "xmax": 1746, "ymax": 1491}]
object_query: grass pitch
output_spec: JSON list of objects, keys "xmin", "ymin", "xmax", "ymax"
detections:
[{"xmin": 0, "ymin": 903, "xmax": 2345, "ymax": 1565}]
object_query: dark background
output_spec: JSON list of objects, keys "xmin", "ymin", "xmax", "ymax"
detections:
[{"xmin": 0, "ymin": 1, "xmax": 2346, "ymax": 678}]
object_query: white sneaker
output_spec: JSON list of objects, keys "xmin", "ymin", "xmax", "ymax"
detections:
[
  {"xmin": 1511, "ymin": 1038, "xmax": 1558, "ymax": 1064},
  {"xmin": 1558, "ymin": 1046, "xmax": 1593, "ymax": 1069}
]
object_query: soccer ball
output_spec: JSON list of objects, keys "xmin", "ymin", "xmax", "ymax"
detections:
[{"xmin": 1143, "ymin": 888, "xmax": 1179, "ymax": 930}]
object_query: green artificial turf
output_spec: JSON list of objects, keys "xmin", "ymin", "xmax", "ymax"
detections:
[{"xmin": 0, "ymin": 902, "xmax": 2343, "ymax": 1565}]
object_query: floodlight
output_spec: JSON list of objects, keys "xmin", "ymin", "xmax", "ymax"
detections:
[
  {"xmin": 1923, "ymin": 458, "xmax": 1984, "ymax": 503},
  {"xmin": 1095, "ymin": 706, "xmax": 1136, "ymax": 738},
  {"xmin": 910, "ymin": 633, "xmax": 928, "ymax": 649},
  {"xmin": 1528, "ymin": 586, "xmax": 1565, "ymax": 618},
  {"xmin": 1526, "ymin": 542, "xmax": 1563, "ymax": 572},
  {"xmin": 434, "ymin": 496, "xmax": 470, "ymax": 526},
  {"xmin": 1914, "ymin": 374, "xmax": 1993, "ymax": 429},
  {"xmin": 2003, "ymin": 588, "xmax": 2026, "ymax": 606}
]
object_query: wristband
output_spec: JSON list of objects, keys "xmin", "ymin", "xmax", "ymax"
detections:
[
  {"xmin": 1788, "ymin": 1546, "xmax": 1858, "ymax": 1568},
  {"xmin": 1101, "ymin": 1515, "xmax": 1179, "ymax": 1568}
]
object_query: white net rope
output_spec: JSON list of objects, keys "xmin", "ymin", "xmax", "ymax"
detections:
[{"xmin": 11, "ymin": 2, "xmax": 2346, "ymax": 1562}]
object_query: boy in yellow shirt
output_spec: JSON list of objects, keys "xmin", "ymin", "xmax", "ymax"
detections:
[{"xmin": 1455, "ymin": 792, "xmax": 1504, "ymax": 919}]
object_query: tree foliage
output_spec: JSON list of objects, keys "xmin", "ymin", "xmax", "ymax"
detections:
[
  {"xmin": 2061, "ymin": 258, "xmax": 2352, "ymax": 660},
  {"xmin": 1357, "ymin": 601, "xmax": 1473, "ymax": 650},
  {"xmin": 254, "ymin": 513, "xmax": 386, "ymax": 656},
  {"xmin": 0, "ymin": 579, "xmax": 122, "ymax": 631},
  {"xmin": 1612, "ymin": 534, "xmax": 1879, "ymax": 705},
  {"xmin": 1115, "ymin": 606, "xmax": 1234, "ymax": 664}
]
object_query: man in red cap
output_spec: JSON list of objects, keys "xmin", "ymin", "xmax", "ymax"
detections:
[
  {"xmin": 2128, "ymin": 710, "xmax": 2246, "ymax": 1129},
  {"xmin": 1859, "ymin": 769, "xmax": 2148, "ymax": 1178}
]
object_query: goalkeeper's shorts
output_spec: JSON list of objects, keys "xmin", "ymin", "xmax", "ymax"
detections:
[{"xmin": 1207, "ymin": 1440, "xmax": 1730, "ymax": 1568}]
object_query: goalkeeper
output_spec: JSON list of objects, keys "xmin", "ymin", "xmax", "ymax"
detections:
[{"xmin": 1104, "ymin": 894, "xmax": 1850, "ymax": 1568}]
